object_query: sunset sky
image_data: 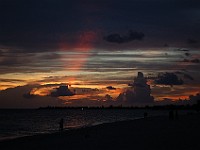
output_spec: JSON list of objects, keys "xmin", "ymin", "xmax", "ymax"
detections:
[{"xmin": 0, "ymin": 0, "xmax": 200, "ymax": 108}]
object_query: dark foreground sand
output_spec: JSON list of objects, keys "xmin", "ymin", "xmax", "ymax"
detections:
[{"xmin": 0, "ymin": 113, "xmax": 200, "ymax": 150}]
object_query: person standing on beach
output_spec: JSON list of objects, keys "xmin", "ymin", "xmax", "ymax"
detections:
[
  {"xmin": 59, "ymin": 118, "xmax": 64, "ymax": 131},
  {"xmin": 169, "ymin": 110, "xmax": 174, "ymax": 120},
  {"xmin": 175, "ymin": 110, "xmax": 179, "ymax": 120},
  {"xmin": 144, "ymin": 112, "xmax": 148, "ymax": 118}
]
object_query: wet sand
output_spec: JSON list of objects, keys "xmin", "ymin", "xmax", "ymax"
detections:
[{"xmin": 0, "ymin": 113, "xmax": 200, "ymax": 150}]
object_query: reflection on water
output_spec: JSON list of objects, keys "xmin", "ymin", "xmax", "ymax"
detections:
[{"xmin": 0, "ymin": 109, "xmax": 193, "ymax": 140}]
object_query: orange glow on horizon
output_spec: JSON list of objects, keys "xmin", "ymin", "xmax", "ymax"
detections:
[{"xmin": 155, "ymin": 90, "xmax": 200, "ymax": 101}]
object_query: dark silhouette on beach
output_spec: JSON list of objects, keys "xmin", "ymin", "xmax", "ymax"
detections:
[
  {"xmin": 175, "ymin": 110, "xmax": 179, "ymax": 120},
  {"xmin": 169, "ymin": 110, "xmax": 174, "ymax": 120},
  {"xmin": 59, "ymin": 118, "xmax": 64, "ymax": 131},
  {"xmin": 1, "ymin": 113, "xmax": 200, "ymax": 150},
  {"xmin": 144, "ymin": 112, "xmax": 148, "ymax": 118}
]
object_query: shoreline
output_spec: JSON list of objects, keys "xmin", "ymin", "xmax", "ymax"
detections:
[
  {"xmin": 0, "ymin": 116, "xmax": 146, "ymax": 142},
  {"xmin": 0, "ymin": 113, "xmax": 200, "ymax": 150}
]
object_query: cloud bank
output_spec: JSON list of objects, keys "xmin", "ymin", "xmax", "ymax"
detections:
[
  {"xmin": 0, "ymin": 85, "xmax": 64, "ymax": 108},
  {"xmin": 50, "ymin": 85, "xmax": 74, "ymax": 97},
  {"xmin": 155, "ymin": 72, "xmax": 183, "ymax": 86},
  {"xmin": 104, "ymin": 30, "xmax": 145, "ymax": 44}
]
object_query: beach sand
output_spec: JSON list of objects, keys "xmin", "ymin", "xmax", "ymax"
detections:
[{"xmin": 0, "ymin": 113, "xmax": 200, "ymax": 150}]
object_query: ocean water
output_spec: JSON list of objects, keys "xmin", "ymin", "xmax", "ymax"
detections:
[{"xmin": 0, "ymin": 109, "xmax": 191, "ymax": 141}]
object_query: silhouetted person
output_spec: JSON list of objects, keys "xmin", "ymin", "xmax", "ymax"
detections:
[
  {"xmin": 59, "ymin": 118, "xmax": 64, "ymax": 131},
  {"xmin": 169, "ymin": 110, "xmax": 174, "ymax": 120},
  {"xmin": 144, "ymin": 112, "xmax": 148, "ymax": 118},
  {"xmin": 175, "ymin": 110, "xmax": 179, "ymax": 120}
]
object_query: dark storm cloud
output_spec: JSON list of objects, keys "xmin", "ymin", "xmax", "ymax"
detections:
[
  {"xmin": 0, "ymin": 0, "xmax": 82, "ymax": 51},
  {"xmin": 104, "ymin": 30, "xmax": 145, "ymax": 44},
  {"xmin": 106, "ymin": 86, "xmax": 116, "ymax": 90},
  {"xmin": 176, "ymin": 48, "xmax": 190, "ymax": 52},
  {"xmin": 50, "ymin": 85, "xmax": 74, "ymax": 97},
  {"xmin": 23, "ymin": 93, "xmax": 36, "ymax": 99},
  {"xmin": 189, "ymin": 93, "xmax": 200, "ymax": 104},
  {"xmin": 0, "ymin": 85, "xmax": 64, "ymax": 108},
  {"xmin": 182, "ymin": 59, "xmax": 190, "ymax": 63},
  {"xmin": 117, "ymin": 72, "xmax": 154, "ymax": 105},
  {"xmin": 191, "ymin": 59, "xmax": 200, "ymax": 63},
  {"xmin": 163, "ymin": 44, "xmax": 169, "ymax": 47},
  {"xmin": 34, "ymin": 83, "xmax": 69, "ymax": 89},
  {"xmin": 155, "ymin": 72, "xmax": 183, "ymax": 85},
  {"xmin": 183, "ymin": 74, "xmax": 194, "ymax": 80},
  {"xmin": 175, "ymin": 71, "xmax": 194, "ymax": 80},
  {"xmin": 185, "ymin": 52, "xmax": 190, "ymax": 57},
  {"xmin": 1, "ymin": 0, "xmax": 200, "ymax": 51},
  {"xmin": 187, "ymin": 39, "xmax": 198, "ymax": 44},
  {"xmin": 182, "ymin": 58, "xmax": 200, "ymax": 63}
]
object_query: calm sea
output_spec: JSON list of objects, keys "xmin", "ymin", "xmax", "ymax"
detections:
[{"xmin": 0, "ymin": 109, "xmax": 191, "ymax": 141}]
